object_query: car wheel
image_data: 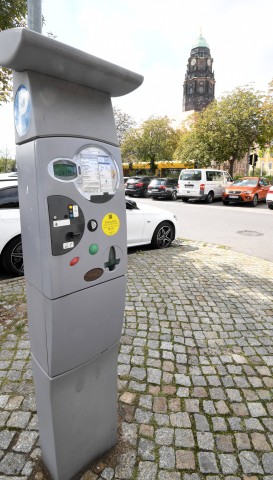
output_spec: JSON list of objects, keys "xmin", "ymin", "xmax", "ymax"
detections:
[
  {"xmin": 171, "ymin": 190, "xmax": 177, "ymax": 200},
  {"xmin": 205, "ymin": 191, "xmax": 214, "ymax": 204},
  {"xmin": 143, "ymin": 189, "xmax": 149, "ymax": 198},
  {"xmin": 222, "ymin": 200, "xmax": 229, "ymax": 205},
  {"xmin": 152, "ymin": 197, "xmax": 158, "ymax": 200},
  {"xmin": 1, "ymin": 235, "xmax": 24, "ymax": 276},
  {"xmin": 151, "ymin": 221, "xmax": 175, "ymax": 249},
  {"xmin": 182, "ymin": 197, "xmax": 189, "ymax": 202},
  {"xmin": 251, "ymin": 194, "xmax": 258, "ymax": 207},
  {"xmin": 268, "ymin": 203, "xmax": 273, "ymax": 210}
]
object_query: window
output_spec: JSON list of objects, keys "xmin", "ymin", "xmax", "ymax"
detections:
[
  {"xmin": 214, "ymin": 172, "xmax": 224, "ymax": 181},
  {"xmin": 224, "ymin": 172, "xmax": 232, "ymax": 182},
  {"xmin": 180, "ymin": 170, "xmax": 201, "ymax": 181},
  {"xmin": 150, "ymin": 179, "xmax": 165, "ymax": 186},
  {"xmin": 199, "ymin": 82, "xmax": 204, "ymax": 93},
  {"xmin": 199, "ymin": 59, "xmax": 206, "ymax": 70},
  {"xmin": 188, "ymin": 83, "xmax": 193, "ymax": 94},
  {"xmin": 0, "ymin": 187, "xmax": 19, "ymax": 208},
  {"xmin": 269, "ymin": 162, "xmax": 272, "ymax": 170}
]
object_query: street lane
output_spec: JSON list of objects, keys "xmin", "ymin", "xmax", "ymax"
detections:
[
  {"xmin": 1, "ymin": 197, "xmax": 272, "ymax": 281},
  {"xmin": 135, "ymin": 197, "xmax": 273, "ymax": 262}
]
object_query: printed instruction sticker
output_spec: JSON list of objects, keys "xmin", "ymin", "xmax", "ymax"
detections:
[{"xmin": 102, "ymin": 213, "xmax": 120, "ymax": 236}]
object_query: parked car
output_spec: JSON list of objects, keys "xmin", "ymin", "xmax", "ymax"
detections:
[
  {"xmin": 0, "ymin": 172, "xmax": 18, "ymax": 182},
  {"xmin": 126, "ymin": 198, "xmax": 177, "ymax": 249},
  {"xmin": 266, "ymin": 185, "xmax": 273, "ymax": 210},
  {"xmin": 125, "ymin": 175, "xmax": 155, "ymax": 197},
  {"xmin": 177, "ymin": 168, "xmax": 233, "ymax": 203},
  {"xmin": 0, "ymin": 178, "xmax": 22, "ymax": 276},
  {"xmin": 222, "ymin": 177, "xmax": 271, "ymax": 207},
  {"xmin": 0, "ymin": 180, "xmax": 178, "ymax": 276},
  {"xmin": 147, "ymin": 178, "xmax": 178, "ymax": 200}
]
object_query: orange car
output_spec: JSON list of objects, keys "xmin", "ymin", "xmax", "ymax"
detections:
[{"xmin": 222, "ymin": 177, "xmax": 271, "ymax": 207}]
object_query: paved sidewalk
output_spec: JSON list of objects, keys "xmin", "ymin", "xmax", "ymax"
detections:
[{"xmin": 0, "ymin": 240, "xmax": 273, "ymax": 480}]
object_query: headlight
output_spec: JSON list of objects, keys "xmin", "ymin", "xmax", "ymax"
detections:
[{"xmin": 243, "ymin": 191, "xmax": 251, "ymax": 194}]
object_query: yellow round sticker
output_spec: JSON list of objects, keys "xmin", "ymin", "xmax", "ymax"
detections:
[{"xmin": 102, "ymin": 213, "xmax": 120, "ymax": 236}]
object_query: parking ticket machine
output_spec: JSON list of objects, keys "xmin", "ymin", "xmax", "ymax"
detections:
[{"xmin": 0, "ymin": 28, "xmax": 143, "ymax": 480}]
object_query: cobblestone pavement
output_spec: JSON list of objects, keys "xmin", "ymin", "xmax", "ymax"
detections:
[{"xmin": 0, "ymin": 240, "xmax": 273, "ymax": 480}]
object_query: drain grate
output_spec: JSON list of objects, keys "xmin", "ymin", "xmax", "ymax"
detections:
[{"xmin": 237, "ymin": 230, "xmax": 264, "ymax": 237}]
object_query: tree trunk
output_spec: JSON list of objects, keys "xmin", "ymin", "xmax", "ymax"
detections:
[
  {"xmin": 150, "ymin": 157, "xmax": 156, "ymax": 174},
  {"xmin": 229, "ymin": 158, "xmax": 236, "ymax": 178}
]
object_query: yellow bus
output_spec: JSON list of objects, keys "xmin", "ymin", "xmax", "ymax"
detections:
[{"xmin": 122, "ymin": 160, "xmax": 187, "ymax": 178}]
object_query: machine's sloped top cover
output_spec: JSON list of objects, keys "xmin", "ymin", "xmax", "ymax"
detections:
[{"xmin": 0, "ymin": 28, "xmax": 144, "ymax": 96}]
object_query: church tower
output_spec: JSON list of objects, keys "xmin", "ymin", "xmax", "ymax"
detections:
[{"xmin": 183, "ymin": 33, "xmax": 215, "ymax": 112}]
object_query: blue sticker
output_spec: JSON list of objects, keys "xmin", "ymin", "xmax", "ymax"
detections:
[{"xmin": 14, "ymin": 85, "xmax": 31, "ymax": 137}]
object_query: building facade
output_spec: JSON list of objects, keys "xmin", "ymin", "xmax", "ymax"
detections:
[{"xmin": 183, "ymin": 33, "xmax": 215, "ymax": 112}]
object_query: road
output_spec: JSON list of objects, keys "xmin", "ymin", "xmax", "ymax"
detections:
[
  {"xmin": 1, "ymin": 197, "xmax": 272, "ymax": 281},
  {"xmin": 136, "ymin": 197, "xmax": 273, "ymax": 262}
]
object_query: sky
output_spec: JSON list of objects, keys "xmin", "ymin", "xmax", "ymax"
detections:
[{"xmin": 0, "ymin": 0, "xmax": 273, "ymax": 156}]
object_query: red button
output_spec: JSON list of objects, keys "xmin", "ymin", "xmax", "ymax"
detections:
[{"xmin": 70, "ymin": 257, "xmax": 79, "ymax": 266}]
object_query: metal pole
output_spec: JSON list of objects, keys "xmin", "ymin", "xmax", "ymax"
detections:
[
  {"xmin": 245, "ymin": 148, "xmax": 250, "ymax": 175},
  {"xmin": 27, "ymin": 0, "xmax": 42, "ymax": 34}
]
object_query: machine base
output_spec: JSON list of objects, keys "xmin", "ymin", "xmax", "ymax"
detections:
[{"xmin": 32, "ymin": 342, "xmax": 120, "ymax": 480}]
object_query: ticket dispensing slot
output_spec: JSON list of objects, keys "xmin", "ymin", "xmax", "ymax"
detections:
[{"xmin": 104, "ymin": 246, "xmax": 120, "ymax": 271}]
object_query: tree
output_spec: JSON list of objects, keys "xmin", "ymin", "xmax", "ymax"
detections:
[
  {"xmin": 113, "ymin": 106, "xmax": 136, "ymax": 144},
  {"xmin": 121, "ymin": 116, "xmax": 179, "ymax": 173},
  {"xmin": 0, "ymin": 0, "xmax": 27, "ymax": 103},
  {"xmin": 0, "ymin": 147, "xmax": 16, "ymax": 172},
  {"xmin": 175, "ymin": 86, "xmax": 273, "ymax": 177},
  {"xmin": 174, "ymin": 113, "xmax": 212, "ymax": 167}
]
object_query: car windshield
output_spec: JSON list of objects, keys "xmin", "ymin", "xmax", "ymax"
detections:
[
  {"xmin": 180, "ymin": 170, "xmax": 201, "ymax": 181},
  {"xmin": 149, "ymin": 179, "xmax": 165, "ymax": 186},
  {"xmin": 233, "ymin": 179, "xmax": 258, "ymax": 187},
  {"xmin": 127, "ymin": 177, "xmax": 141, "ymax": 184}
]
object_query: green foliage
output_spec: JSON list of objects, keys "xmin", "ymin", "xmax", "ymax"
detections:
[
  {"xmin": 121, "ymin": 116, "xmax": 179, "ymax": 173},
  {"xmin": 175, "ymin": 85, "xmax": 273, "ymax": 177},
  {"xmin": 0, "ymin": 0, "xmax": 27, "ymax": 102},
  {"xmin": 0, "ymin": 156, "xmax": 16, "ymax": 172}
]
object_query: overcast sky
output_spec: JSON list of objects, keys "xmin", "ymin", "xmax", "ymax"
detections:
[{"xmin": 1, "ymin": 0, "xmax": 273, "ymax": 156}]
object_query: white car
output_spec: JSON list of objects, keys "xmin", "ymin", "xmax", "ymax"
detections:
[
  {"xmin": 266, "ymin": 185, "xmax": 273, "ymax": 210},
  {"xmin": 126, "ymin": 198, "xmax": 177, "ymax": 249},
  {"xmin": 0, "ymin": 180, "xmax": 177, "ymax": 276},
  {"xmin": 0, "ymin": 178, "xmax": 22, "ymax": 276}
]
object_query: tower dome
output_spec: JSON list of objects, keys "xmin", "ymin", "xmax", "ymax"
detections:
[{"xmin": 192, "ymin": 33, "xmax": 210, "ymax": 50}]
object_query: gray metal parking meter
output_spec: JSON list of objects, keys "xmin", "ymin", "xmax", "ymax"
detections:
[{"xmin": 0, "ymin": 28, "xmax": 143, "ymax": 480}]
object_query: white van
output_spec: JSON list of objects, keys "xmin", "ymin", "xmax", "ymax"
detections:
[{"xmin": 177, "ymin": 168, "xmax": 233, "ymax": 203}]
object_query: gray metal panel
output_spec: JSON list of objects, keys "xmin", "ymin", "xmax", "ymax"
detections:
[
  {"xmin": 25, "ymin": 282, "xmax": 48, "ymax": 372},
  {"xmin": 32, "ymin": 342, "xmax": 119, "ymax": 480},
  {"xmin": 17, "ymin": 138, "xmax": 127, "ymax": 299},
  {"xmin": 13, "ymin": 71, "xmax": 118, "ymax": 145},
  {"xmin": 0, "ymin": 28, "xmax": 143, "ymax": 97},
  {"xmin": 27, "ymin": 276, "xmax": 126, "ymax": 376},
  {"xmin": 16, "ymin": 142, "xmax": 44, "ymax": 293}
]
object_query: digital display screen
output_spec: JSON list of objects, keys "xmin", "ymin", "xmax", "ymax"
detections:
[{"xmin": 53, "ymin": 162, "xmax": 77, "ymax": 179}]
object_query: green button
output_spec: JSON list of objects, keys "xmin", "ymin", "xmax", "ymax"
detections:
[{"xmin": 89, "ymin": 244, "xmax": 99, "ymax": 255}]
